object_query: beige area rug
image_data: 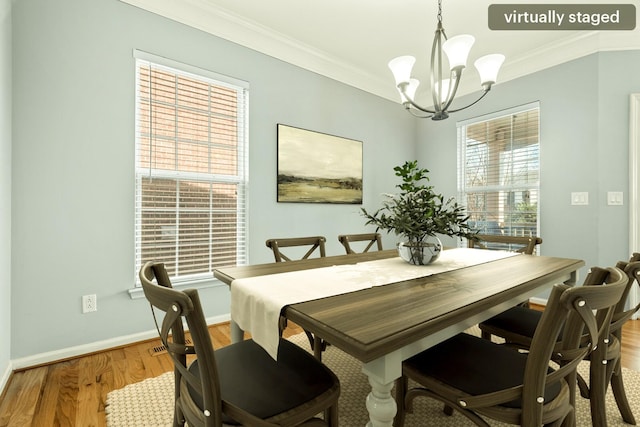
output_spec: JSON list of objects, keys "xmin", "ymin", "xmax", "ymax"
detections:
[{"xmin": 106, "ymin": 329, "xmax": 640, "ymax": 426}]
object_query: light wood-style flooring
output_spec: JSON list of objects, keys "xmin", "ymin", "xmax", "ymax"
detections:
[{"xmin": 0, "ymin": 320, "xmax": 639, "ymax": 427}]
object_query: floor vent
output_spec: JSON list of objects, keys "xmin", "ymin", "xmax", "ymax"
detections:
[{"xmin": 149, "ymin": 339, "xmax": 192, "ymax": 356}]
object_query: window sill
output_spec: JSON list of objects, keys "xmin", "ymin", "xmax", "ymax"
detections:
[{"xmin": 128, "ymin": 277, "xmax": 226, "ymax": 299}]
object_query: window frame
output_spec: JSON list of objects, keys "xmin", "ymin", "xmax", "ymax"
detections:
[
  {"xmin": 132, "ymin": 50, "xmax": 249, "ymax": 293},
  {"xmin": 457, "ymin": 102, "xmax": 541, "ymax": 251}
]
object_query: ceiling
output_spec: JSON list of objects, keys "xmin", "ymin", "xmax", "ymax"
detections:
[{"xmin": 121, "ymin": 0, "xmax": 640, "ymax": 102}]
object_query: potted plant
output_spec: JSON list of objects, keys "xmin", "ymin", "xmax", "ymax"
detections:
[{"xmin": 361, "ymin": 160, "xmax": 476, "ymax": 265}]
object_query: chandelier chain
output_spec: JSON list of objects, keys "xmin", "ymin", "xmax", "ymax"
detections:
[{"xmin": 437, "ymin": 0, "xmax": 442, "ymax": 22}]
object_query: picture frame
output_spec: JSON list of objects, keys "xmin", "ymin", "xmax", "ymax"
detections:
[{"xmin": 277, "ymin": 124, "xmax": 363, "ymax": 204}]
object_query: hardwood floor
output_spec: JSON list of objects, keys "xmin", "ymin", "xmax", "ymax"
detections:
[
  {"xmin": 622, "ymin": 318, "xmax": 640, "ymax": 371},
  {"xmin": 0, "ymin": 323, "xmax": 302, "ymax": 427},
  {"xmin": 0, "ymin": 320, "xmax": 638, "ymax": 426}
]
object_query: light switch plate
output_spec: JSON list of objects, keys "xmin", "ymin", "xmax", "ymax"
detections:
[
  {"xmin": 607, "ymin": 191, "xmax": 623, "ymax": 206},
  {"xmin": 571, "ymin": 192, "xmax": 589, "ymax": 205}
]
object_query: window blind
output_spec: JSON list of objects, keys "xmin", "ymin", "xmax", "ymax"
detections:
[
  {"xmin": 134, "ymin": 52, "xmax": 249, "ymax": 285},
  {"xmin": 457, "ymin": 103, "xmax": 540, "ymax": 249}
]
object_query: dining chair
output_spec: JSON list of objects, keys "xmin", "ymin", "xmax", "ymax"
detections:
[
  {"xmin": 394, "ymin": 266, "xmax": 627, "ymax": 427},
  {"xmin": 139, "ymin": 261, "xmax": 340, "ymax": 427},
  {"xmin": 467, "ymin": 234, "xmax": 543, "ymax": 255},
  {"xmin": 478, "ymin": 256, "xmax": 640, "ymax": 426},
  {"xmin": 265, "ymin": 236, "xmax": 327, "ymax": 262},
  {"xmin": 337, "ymin": 233, "xmax": 383, "ymax": 254},
  {"xmin": 265, "ymin": 236, "xmax": 329, "ymax": 358},
  {"xmin": 469, "ymin": 234, "xmax": 542, "ymax": 309}
]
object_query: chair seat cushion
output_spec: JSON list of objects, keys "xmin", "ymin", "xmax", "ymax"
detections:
[
  {"xmin": 481, "ymin": 306, "xmax": 542, "ymax": 338},
  {"xmin": 188, "ymin": 338, "xmax": 336, "ymax": 422},
  {"xmin": 403, "ymin": 333, "xmax": 560, "ymax": 409}
]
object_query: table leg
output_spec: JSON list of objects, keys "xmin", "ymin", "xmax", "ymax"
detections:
[
  {"xmin": 566, "ymin": 270, "xmax": 579, "ymax": 286},
  {"xmin": 230, "ymin": 319, "xmax": 244, "ymax": 343},
  {"xmin": 365, "ymin": 376, "xmax": 397, "ymax": 427}
]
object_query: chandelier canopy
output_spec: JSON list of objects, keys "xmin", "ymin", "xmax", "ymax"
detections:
[{"xmin": 388, "ymin": 0, "xmax": 505, "ymax": 120}]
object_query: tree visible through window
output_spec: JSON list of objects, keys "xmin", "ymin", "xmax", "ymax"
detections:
[
  {"xmin": 457, "ymin": 103, "xmax": 540, "ymax": 251},
  {"xmin": 134, "ymin": 51, "xmax": 249, "ymax": 285}
]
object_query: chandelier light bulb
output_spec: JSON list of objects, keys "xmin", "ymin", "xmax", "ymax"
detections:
[
  {"xmin": 399, "ymin": 78, "xmax": 420, "ymax": 103},
  {"xmin": 474, "ymin": 54, "xmax": 506, "ymax": 87},
  {"xmin": 434, "ymin": 78, "xmax": 451, "ymax": 104},
  {"xmin": 388, "ymin": 56, "xmax": 416, "ymax": 86},
  {"xmin": 442, "ymin": 35, "xmax": 475, "ymax": 70}
]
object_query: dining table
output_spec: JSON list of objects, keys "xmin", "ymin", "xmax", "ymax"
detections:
[{"xmin": 214, "ymin": 248, "xmax": 584, "ymax": 427}]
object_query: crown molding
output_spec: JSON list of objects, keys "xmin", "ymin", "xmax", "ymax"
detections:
[
  {"xmin": 456, "ymin": 30, "xmax": 640, "ymax": 97},
  {"xmin": 120, "ymin": 0, "xmax": 391, "ymax": 99},
  {"xmin": 121, "ymin": 0, "xmax": 640, "ymax": 103}
]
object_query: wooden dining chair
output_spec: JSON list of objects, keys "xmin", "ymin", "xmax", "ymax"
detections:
[
  {"xmin": 139, "ymin": 261, "xmax": 340, "ymax": 427},
  {"xmin": 337, "ymin": 233, "xmax": 383, "ymax": 254},
  {"xmin": 265, "ymin": 236, "xmax": 327, "ymax": 262},
  {"xmin": 395, "ymin": 266, "xmax": 627, "ymax": 427},
  {"xmin": 467, "ymin": 234, "xmax": 542, "ymax": 255},
  {"xmin": 469, "ymin": 234, "xmax": 543, "ymax": 309},
  {"xmin": 478, "ymin": 256, "xmax": 640, "ymax": 426},
  {"xmin": 265, "ymin": 236, "xmax": 329, "ymax": 359}
]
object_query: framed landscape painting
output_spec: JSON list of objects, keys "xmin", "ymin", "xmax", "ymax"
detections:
[{"xmin": 277, "ymin": 124, "xmax": 363, "ymax": 204}]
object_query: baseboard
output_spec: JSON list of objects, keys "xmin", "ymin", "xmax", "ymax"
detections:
[
  {"xmin": 0, "ymin": 362, "xmax": 12, "ymax": 398},
  {"xmin": 11, "ymin": 314, "xmax": 230, "ymax": 371}
]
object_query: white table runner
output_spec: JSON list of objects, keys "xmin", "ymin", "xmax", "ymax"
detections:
[{"xmin": 230, "ymin": 248, "xmax": 518, "ymax": 359}]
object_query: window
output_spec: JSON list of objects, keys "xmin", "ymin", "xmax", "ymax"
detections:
[
  {"xmin": 457, "ymin": 103, "xmax": 540, "ymax": 251},
  {"xmin": 134, "ymin": 51, "xmax": 249, "ymax": 286}
]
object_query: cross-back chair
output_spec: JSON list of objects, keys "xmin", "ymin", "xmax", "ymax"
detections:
[
  {"xmin": 478, "ymin": 257, "xmax": 640, "ymax": 426},
  {"xmin": 467, "ymin": 234, "xmax": 543, "ymax": 255},
  {"xmin": 265, "ymin": 236, "xmax": 329, "ymax": 358},
  {"xmin": 395, "ymin": 266, "xmax": 627, "ymax": 427},
  {"xmin": 337, "ymin": 233, "xmax": 383, "ymax": 254},
  {"xmin": 139, "ymin": 261, "xmax": 340, "ymax": 427},
  {"xmin": 469, "ymin": 234, "xmax": 543, "ymax": 309},
  {"xmin": 265, "ymin": 236, "xmax": 326, "ymax": 262}
]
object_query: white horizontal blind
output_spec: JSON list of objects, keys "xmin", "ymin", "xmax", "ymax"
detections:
[
  {"xmin": 457, "ymin": 104, "xmax": 540, "ymax": 252},
  {"xmin": 134, "ymin": 52, "xmax": 249, "ymax": 285}
]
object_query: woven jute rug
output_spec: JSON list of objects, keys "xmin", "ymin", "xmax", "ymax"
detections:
[{"xmin": 106, "ymin": 329, "xmax": 640, "ymax": 426}]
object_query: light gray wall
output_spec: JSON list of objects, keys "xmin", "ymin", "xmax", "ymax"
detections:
[
  {"xmin": 417, "ymin": 51, "xmax": 640, "ymax": 283},
  {"xmin": 12, "ymin": 0, "xmax": 639, "ymax": 364},
  {"xmin": 10, "ymin": 0, "xmax": 415, "ymax": 359},
  {"xmin": 1, "ymin": 0, "xmax": 12, "ymax": 380}
]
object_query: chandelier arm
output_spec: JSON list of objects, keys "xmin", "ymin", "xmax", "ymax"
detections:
[
  {"xmin": 431, "ymin": 22, "xmax": 446, "ymax": 115},
  {"xmin": 403, "ymin": 97, "xmax": 437, "ymax": 114},
  {"xmin": 446, "ymin": 89, "xmax": 490, "ymax": 114},
  {"xmin": 406, "ymin": 107, "xmax": 434, "ymax": 119},
  {"xmin": 441, "ymin": 68, "xmax": 462, "ymax": 111}
]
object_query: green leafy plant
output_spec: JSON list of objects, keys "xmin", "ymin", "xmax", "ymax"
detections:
[{"xmin": 361, "ymin": 160, "xmax": 476, "ymax": 246}]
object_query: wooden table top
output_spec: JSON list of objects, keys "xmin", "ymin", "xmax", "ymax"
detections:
[
  {"xmin": 213, "ymin": 249, "xmax": 398, "ymax": 284},
  {"xmin": 214, "ymin": 252, "xmax": 584, "ymax": 363}
]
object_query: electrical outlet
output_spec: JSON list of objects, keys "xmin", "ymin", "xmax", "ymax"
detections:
[{"xmin": 82, "ymin": 294, "xmax": 97, "ymax": 313}]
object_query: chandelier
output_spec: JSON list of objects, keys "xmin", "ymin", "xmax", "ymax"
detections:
[{"xmin": 388, "ymin": 0, "xmax": 505, "ymax": 120}]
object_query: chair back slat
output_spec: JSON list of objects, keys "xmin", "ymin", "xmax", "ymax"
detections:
[
  {"xmin": 468, "ymin": 234, "xmax": 542, "ymax": 255},
  {"xmin": 338, "ymin": 233, "xmax": 383, "ymax": 254},
  {"xmin": 265, "ymin": 236, "xmax": 326, "ymax": 262}
]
